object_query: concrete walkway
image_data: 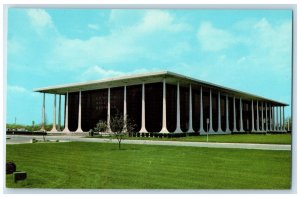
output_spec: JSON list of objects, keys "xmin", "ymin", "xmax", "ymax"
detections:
[{"xmin": 5, "ymin": 135, "xmax": 291, "ymax": 151}]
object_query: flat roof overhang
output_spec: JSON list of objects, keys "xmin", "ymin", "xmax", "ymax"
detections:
[{"xmin": 34, "ymin": 71, "xmax": 288, "ymax": 106}]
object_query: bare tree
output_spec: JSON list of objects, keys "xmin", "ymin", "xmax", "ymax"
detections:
[{"xmin": 110, "ymin": 113, "xmax": 136, "ymax": 150}]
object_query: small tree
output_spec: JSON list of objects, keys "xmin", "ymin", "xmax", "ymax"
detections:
[
  {"xmin": 94, "ymin": 120, "xmax": 108, "ymax": 132},
  {"xmin": 110, "ymin": 113, "xmax": 136, "ymax": 150}
]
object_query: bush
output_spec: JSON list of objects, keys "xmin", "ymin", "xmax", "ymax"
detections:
[
  {"xmin": 6, "ymin": 162, "xmax": 16, "ymax": 174},
  {"xmin": 94, "ymin": 120, "xmax": 108, "ymax": 132}
]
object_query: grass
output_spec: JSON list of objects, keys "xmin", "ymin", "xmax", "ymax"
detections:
[
  {"xmin": 91, "ymin": 133, "xmax": 292, "ymax": 145},
  {"xmin": 6, "ymin": 142, "xmax": 291, "ymax": 189}
]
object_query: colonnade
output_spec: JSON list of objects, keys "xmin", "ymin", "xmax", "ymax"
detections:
[{"xmin": 40, "ymin": 80, "xmax": 287, "ymax": 134}]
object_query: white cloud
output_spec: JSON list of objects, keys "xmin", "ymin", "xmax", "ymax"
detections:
[
  {"xmin": 79, "ymin": 65, "xmax": 157, "ymax": 81},
  {"xmin": 27, "ymin": 9, "xmax": 53, "ymax": 28},
  {"xmin": 137, "ymin": 10, "xmax": 189, "ymax": 33},
  {"xmin": 50, "ymin": 34, "xmax": 142, "ymax": 69},
  {"xmin": 252, "ymin": 18, "xmax": 292, "ymax": 66},
  {"xmin": 7, "ymin": 85, "xmax": 38, "ymax": 97},
  {"xmin": 88, "ymin": 24, "xmax": 99, "ymax": 30},
  {"xmin": 197, "ymin": 22, "xmax": 236, "ymax": 52},
  {"xmin": 108, "ymin": 10, "xmax": 189, "ymax": 33},
  {"xmin": 108, "ymin": 10, "xmax": 144, "ymax": 29},
  {"xmin": 8, "ymin": 38, "xmax": 24, "ymax": 55},
  {"xmin": 8, "ymin": 85, "xmax": 28, "ymax": 93},
  {"xmin": 48, "ymin": 10, "xmax": 190, "ymax": 70},
  {"xmin": 197, "ymin": 18, "xmax": 292, "ymax": 73},
  {"xmin": 79, "ymin": 65, "xmax": 125, "ymax": 81},
  {"xmin": 191, "ymin": 17, "xmax": 292, "ymax": 99}
]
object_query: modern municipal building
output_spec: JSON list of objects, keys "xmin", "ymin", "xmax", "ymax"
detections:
[{"xmin": 35, "ymin": 71, "xmax": 288, "ymax": 135}]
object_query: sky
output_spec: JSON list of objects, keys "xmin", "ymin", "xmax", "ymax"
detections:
[{"xmin": 6, "ymin": 8, "xmax": 292, "ymax": 125}]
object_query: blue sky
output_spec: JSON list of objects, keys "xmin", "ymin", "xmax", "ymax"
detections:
[{"xmin": 6, "ymin": 8, "xmax": 292, "ymax": 125}]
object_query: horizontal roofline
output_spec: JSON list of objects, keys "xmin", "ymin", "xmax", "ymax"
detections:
[
  {"xmin": 34, "ymin": 71, "xmax": 169, "ymax": 92},
  {"xmin": 34, "ymin": 70, "xmax": 288, "ymax": 106}
]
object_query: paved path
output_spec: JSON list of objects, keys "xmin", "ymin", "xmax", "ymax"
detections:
[{"xmin": 5, "ymin": 135, "xmax": 291, "ymax": 151}]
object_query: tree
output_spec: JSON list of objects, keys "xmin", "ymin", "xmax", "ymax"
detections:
[
  {"xmin": 109, "ymin": 113, "xmax": 136, "ymax": 150},
  {"xmin": 94, "ymin": 120, "xmax": 108, "ymax": 132}
]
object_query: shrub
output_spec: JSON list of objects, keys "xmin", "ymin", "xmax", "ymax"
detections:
[{"xmin": 94, "ymin": 120, "xmax": 108, "ymax": 132}]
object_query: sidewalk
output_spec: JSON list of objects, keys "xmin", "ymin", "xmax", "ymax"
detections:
[{"xmin": 5, "ymin": 135, "xmax": 291, "ymax": 151}]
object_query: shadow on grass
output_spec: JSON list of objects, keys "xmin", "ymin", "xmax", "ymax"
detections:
[{"xmin": 109, "ymin": 147, "xmax": 141, "ymax": 151}]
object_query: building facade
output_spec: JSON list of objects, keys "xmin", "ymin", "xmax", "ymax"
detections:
[{"xmin": 34, "ymin": 71, "xmax": 288, "ymax": 134}]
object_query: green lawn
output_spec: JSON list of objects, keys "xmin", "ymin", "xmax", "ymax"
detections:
[
  {"xmin": 6, "ymin": 142, "xmax": 291, "ymax": 189},
  {"xmin": 92, "ymin": 133, "xmax": 292, "ymax": 145}
]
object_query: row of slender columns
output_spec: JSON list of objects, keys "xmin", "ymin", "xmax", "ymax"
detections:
[
  {"xmin": 43, "ymin": 93, "xmax": 62, "ymax": 132},
  {"xmin": 250, "ymin": 101, "xmax": 286, "ymax": 132},
  {"xmin": 273, "ymin": 106, "xmax": 285, "ymax": 131},
  {"xmin": 43, "ymin": 81, "xmax": 287, "ymax": 133}
]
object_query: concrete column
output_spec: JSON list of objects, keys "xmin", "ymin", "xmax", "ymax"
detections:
[
  {"xmin": 199, "ymin": 86, "xmax": 205, "ymax": 133},
  {"xmin": 239, "ymin": 98, "xmax": 244, "ymax": 132},
  {"xmin": 265, "ymin": 103, "xmax": 268, "ymax": 131},
  {"xmin": 63, "ymin": 92, "xmax": 70, "ymax": 132},
  {"xmin": 251, "ymin": 100, "xmax": 255, "ymax": 132},
  {"xmin": 273, "ymin": 106, "xmax": 276, "ymax": 131},
  {"xmin": 75, "ymin": 91, "xmax": 83, "ymax": 132},
  {"xmin": 283, "ymin": 106, "xmax": 286, "ymax": 131},
  {"xmin": 225, "ymin": 94, "xmax": 230, "ymax": 133},
  {"xmin": 50, "ymin": 94, "xmax": 57, "ymax": 132},
  {"xmin": 217, "ymin": 91, "xmax": 222, "ymax": 133},
  {"xmin": 107, "ymin": 88, "xmax": 111, "ymax": 132},
  {"xmin": 57, "ymin": 95, "xmax": 61, "ymax": 131},
  {"xmin": 123, "ymin": 86, "xmax": 127, "ymax": 132},
  {"xmin": 174, "ymin": 82, "xmax": 182, "ymax": 133},
  {"xmin": 261, "ymin": 102, "xmax": 264, "ymax": 131},
  {"xmin": 40, "ymin": 93, "xmax": 45, "ymax": 131},
  {"xmin": 276, "ymin": 106, "xmax": 279, "ymax": 131},
  {"xmin": 279, "ymin": 106, "xmax": 282, "ymax": 131},
  {"xmin": 209, "ymin": 89, "xmax": 214, "ymax": 133},
  {"xmin": 139, "ymin": 83, "xmax": 148, "ymax": 133},
  {"xmin": 269, "ymin": 104, "xmax": 272, "ymax": 131},
  {"xmin": 256, "ymin": 100, "xmax": 260, "ymax": 132},
  {"xmin": 160, "ymin": 78, "xmax": 169, "ymax": 133},
  {"xmin": 272, "ymin": 106, "xmax": 276, "ymax": 131},
  {"xmin": 187, "ymin": 84, "xmax": 193, "ymax": 133},
  {"xmin": 282, "ymin": 106, "xmax": 284, "ymax": 131},
  {"xmin": 233, "ymin": 96, "xmax": 237, "ymax": 132}
]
